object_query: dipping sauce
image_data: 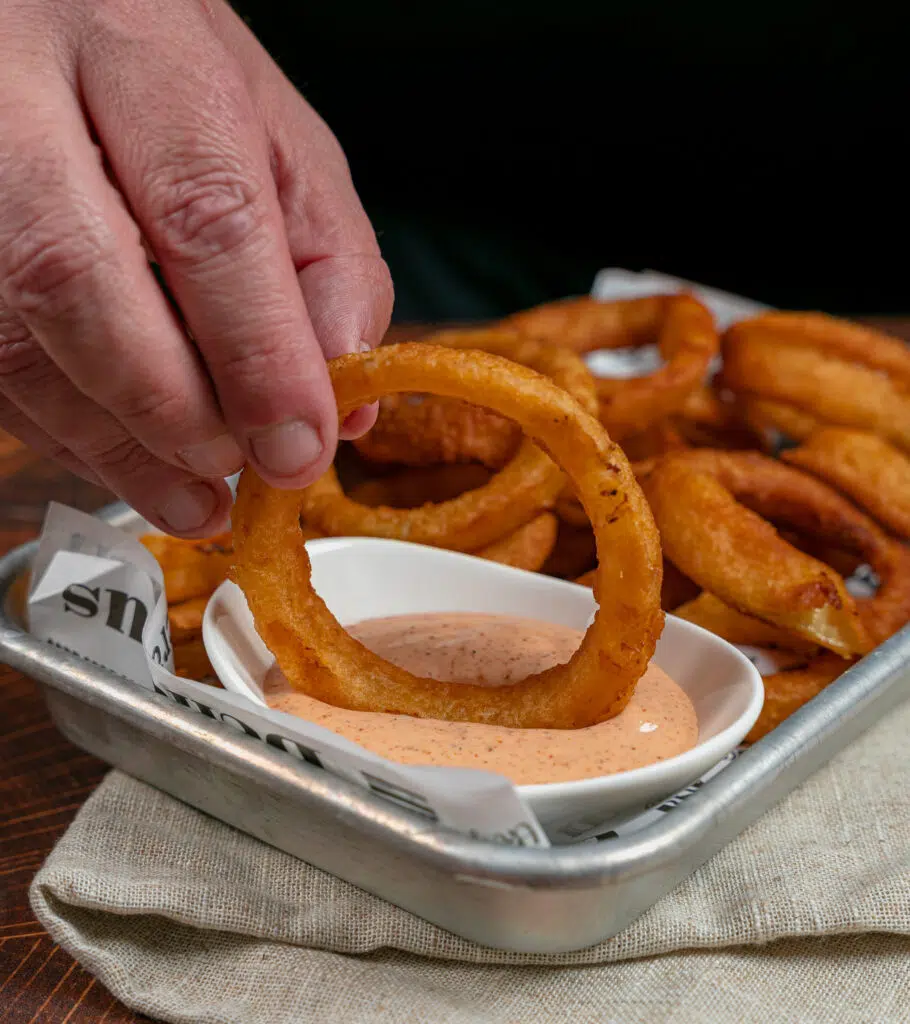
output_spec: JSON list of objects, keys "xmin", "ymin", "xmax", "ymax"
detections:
[{"xmin": 264, "ymin": 612, "xmax": 698, "ymax": 785}]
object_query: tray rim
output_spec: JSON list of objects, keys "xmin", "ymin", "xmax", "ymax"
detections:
[{"xmin": 3, "ymin": 501, "xmax": 910, "ymax": 886}]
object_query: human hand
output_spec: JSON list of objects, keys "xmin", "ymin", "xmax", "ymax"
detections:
[{"xmin": 0, "ymin": 0, "xmax": 393, "ymax": 536}]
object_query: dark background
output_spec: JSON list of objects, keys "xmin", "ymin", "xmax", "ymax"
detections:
[{"xmin": 232, "ymin": 2, "xmax": 905, "ymax": 320}]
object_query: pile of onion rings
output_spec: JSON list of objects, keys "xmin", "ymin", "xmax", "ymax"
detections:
[{"xmin": 133, "ymin": 293, "xmax": 910, "ymax": 745}]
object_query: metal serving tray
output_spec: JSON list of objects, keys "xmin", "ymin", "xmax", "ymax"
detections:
[{"xmin": 2, "ymin": 503, "xmax": 909, "ymax": 953}]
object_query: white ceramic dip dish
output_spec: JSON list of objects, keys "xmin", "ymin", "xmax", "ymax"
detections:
[{"xmin": 203, "ymin": 537, "xmax": 763, "ymax": 832}]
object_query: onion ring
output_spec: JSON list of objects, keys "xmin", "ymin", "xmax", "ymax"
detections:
[
  {"xmin": 673, "ymin": 591, "xmax": 820, "ymax": 653},
  {"xmin": 173, "ymin": 638, "xmax": 218, "ymax": 682},
  {"xmin": 353, "ymin": 393, "xmax": 520, "ymax": 469},
  {"xmin": 353, "ymin": 326, "xmax": 594, "ymax": 470},
  {"xmin": 167, "ymin": 596, "xmax": 208, "ymax": 643},
  {"xmin": 299, "ymin": 336, "xmax": 597, "ymax": 551},
  {"xmin": 673, "ymin": 384, "xmax": 760, "ymax": 450},
  {"xmin": 783, "ymin": 429, "xmax": 910, "ymax": 541},
  {"xmin": 745, "ymin": 653, "xmax": 851, "ymax": 744},
  {"xmin": 232, "ymin": 343, "xmax": 663, "ymax": 729},
  {"xmin": 618, "ymin": 420, "xmax": 689, "ymax": 461},
  {"xmin": 506, "ymin": 294, "xmax": 719, "ymax": 438},
  {"xmin": 722, "ymin": 314, "xmax": 910, "ymax": 451},
  {"xmin": 659, "ymin": 558, "xmax": 701, "ymax": 612},
  {"xmin": 732, "ymin": 394, "xmax": 822, "ymax": 448},
  {"xmin": 540, "ymin": 521, "xmax": 597, "ymax": 579},
  {"xmin": 349, "ymin": 465, "xmax": 558, "ymax": 570},
  {"xmin": 347, "ymin": 464, "xmax": 493, "ymax": 509},
  {"xmin": 577, "ymin": 555, "xmax": 700, "ymax": 612},
  {"xmin": 474, "ymin": 511, "xmax": 559, "ymax": 572},
  {"xmin": 141, "ymin": 532, "xmax": 232, "ymax": 604},
  {"xmin": 639, "ymin": 451, "xmax": 872, "ymax": 656}
]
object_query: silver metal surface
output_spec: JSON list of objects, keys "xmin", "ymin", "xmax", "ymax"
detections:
[{"xmin": 2, "ymin": 504, "xmax": 909, "ymax": 952}]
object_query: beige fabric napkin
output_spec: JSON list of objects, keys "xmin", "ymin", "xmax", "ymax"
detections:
[{"xmin": 31, "ymin": 701, "xmax": 910, "ymax": 1024}]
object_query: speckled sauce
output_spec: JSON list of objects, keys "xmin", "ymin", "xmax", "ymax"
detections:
[{"xmin": 264, "ymin": 612, "xmax": 698, "ymax": 784}]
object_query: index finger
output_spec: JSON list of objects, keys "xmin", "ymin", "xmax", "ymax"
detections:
[{"xmin": 80, "ymin": 18, "xmax": 339, "ymax": 487}]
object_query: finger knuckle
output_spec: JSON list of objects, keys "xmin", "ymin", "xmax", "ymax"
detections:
[
  {"xmin": 149, "ymin": 166, "xmax": 269, "ymax": 267},
  {"xmin": 0, "ymin": 316, "xmax": 55, "ymax": 386},
  {"xmin": 75, "ymin": 431, "xmax": 156, "ymax": 481},
  {"xmin": 106, "ymin": 380, "xmax": 191, "ymax": 437},
  {"xmin": 1, "ymin": 217, "xmax": 114, "ymax": 319}
]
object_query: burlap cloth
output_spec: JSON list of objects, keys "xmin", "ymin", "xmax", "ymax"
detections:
[{"xmin": 30, "ymin": 701, "xmax": 910, "ymax": 1024}]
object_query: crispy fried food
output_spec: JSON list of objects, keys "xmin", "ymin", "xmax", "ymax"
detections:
[
  {"xmin": 299, "ymin": 337, "xmax": 597, "ymax": 551},
  {"xmin": 639, "ymin": 451, "xmax": 873, "ymax": 656},
  {"xmin": 540, "ymin": 521, "xmax": 597, "ymax": 579},
  {"xmin": 576, "ymin": 555, "xmax": 699, "ymax": 612},
  {"xmin": 506, "ymin": 294, "xmax": 719, "ymax": 438},
  {"xmin": 555, "ymin": 453, "xmax": 662, "ymax": 528},
  {"xmin": 348, "ymin": 464, "xmax": 556, "ymax": 569},
  {"xmin": 167, "ymin": 596, "xmax": 208, "ymax": 643},
  {"xmin": 353, "ymin": 393, "xmax": 520, "ymax": 469},
  {"xmin": 619, "ymin": 420, "xmax": 689, "ymax": 461},
  {"xmin": 723, "ymin": 313, "xmax": 910, "ymax": 451},
  {"xmin": 777, "ymin": 530, "xmax": 864, "ymax": 582},
  {"xmin": 745, "ymin": 653, "xmax": 851, "ymax": 743},
  {"xmin": 673, "ymin": 384, "xmax": 760, "ymax": 450},
  {"xmin": 553, "ymin": 490, "xmax": 590, "ymax": 528},
  {"xmin": 660, "ymin": 558, "xmax": 701, "ymax": 612},
  {"xmin": 173, "ymin": 638, "xmax": 218, "ymax": 682},
  {"xmin": 140, "ymin": 532, "xmax": 233, "ymax": 604},
  {"xmin": 783, "ymin": 429, "xmax": 910, "ymax": 540},
  {"xmin": 475, "ymin": 511, "xmax": 559, "ymax": 571},
  {"xmin": 353, "ymin": 326, "xmax": 595, "ymax": 471},
  {"xmin": 673, "ymin": 591, "xmax": 820, "ymax": 653},
  {"xmin": 232, "ymin": 343, "xmax": 663, "ymax": 729},
  {"xmin": 734, "ymin": 395, "xmax": 822, "ymax": 447},
  {"xmin": 348, "ymin": 463, "xmax": 493, "ymax": 509}
]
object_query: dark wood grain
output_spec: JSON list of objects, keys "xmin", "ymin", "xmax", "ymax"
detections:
[
  {"xmin": 0, "ymin": 443, "xmax": 147, "ymax": 1023},
  {"xmin": 2, "ymin": 318, "xmax": 910, "ymax": 1022}
]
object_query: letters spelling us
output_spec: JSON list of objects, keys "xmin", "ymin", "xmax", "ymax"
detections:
[{"xmin": 62, "ymin": 583, "xmax": 171, "ymax": 664}]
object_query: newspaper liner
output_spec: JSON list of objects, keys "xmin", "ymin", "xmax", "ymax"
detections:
[{"xmin": 26, "ymin": 269, "xmax": 774, "ymax": 847}]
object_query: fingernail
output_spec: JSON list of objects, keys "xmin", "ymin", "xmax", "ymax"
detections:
[
  {"xmin": 249, "ymin": 420, "xmax": 323, "ymax": 478},
  {"xmin": 159, "ymin": 482, "xmax": 219, "ymax": 533},
  {"xmin": 178, "ymin": 434, "xmax": 245, "ymax": 478},
  {"xmin": 358, "ymin": 340, "xmax": 373, "ymax": 353}
]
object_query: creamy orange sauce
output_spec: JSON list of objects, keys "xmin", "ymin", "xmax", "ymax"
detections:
[{"xmin": 264, "ymin": 612, "xmax": 698, "ymax": 784}]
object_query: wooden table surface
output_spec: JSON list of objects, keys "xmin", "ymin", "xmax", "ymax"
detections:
[{"xmin": 2, "ymin": 317, "xmax": 909, "ymax": 1023}]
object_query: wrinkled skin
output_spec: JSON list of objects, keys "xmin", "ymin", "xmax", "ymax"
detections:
[{"xmin": 0, "ymin": 0, "xmax": 392, "ymax": 536}]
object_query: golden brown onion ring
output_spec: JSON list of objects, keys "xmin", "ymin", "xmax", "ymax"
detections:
[
  {"xmin": 619, "ymin": 420, "xmax": 689, "ymax": 461},
  {"xmin": 167, "ymin": 596, "xmax": 208, "ymax": 643},
  {"xmin": 348, "ymin": 463, "xmax": 493, "ymax": 509},
  {"xmin": 576, "ymin": 555, "xmax": 699, "ymax": 612},
  {"xmin": 141, "ymin": 532, "xmax": 233, "ymax": 604},
  {"xmin": 353, "ymin": 393, "xmax": 520, "ymax": 469},
  {"xmin": 353, "ymin": 326, "xmax": 595, "ymax": 470},
  {"xmin": 540, "ymin": 521, "xmax": 597, "ymax": 580},
  {"xmin": 232, "ymin": 343, "xmax": 663, "ymax": 729},
  {"xmin": 722, "ymin": 314, "xmax": 910, "ymax": 451},
  {"xmin": 745, "ymin": 654, "xmax": 852, "ymax": 744},
  {"xmin": 475, "ymin": 511, "xmax": 559, "ymax": 572},
  {"xmin": 783, "ymin": 429, "xmax": 910, "ymax": 541},
  {"xmin": 659, "ymin": 558, "xmax": 701, "ymax": 612},
  {"xmin": 506, "ymin": 294, "xmax": 719, "ymax": 438},
  {"xmin": 299, "ymin": 336, "xmax": 596, "ymax": 551},
  {"xmin": 732, "ymin": 395, "xmax": 822, "ymax": 448},
  {"xmin": 672, "ymin": 384, "xmax": 761, "ymax": 450},
  {"xmin": 639, "ymin": 451, "xmax": 872, "ymax": 657},
  {"xmin": 673, "ymin": 591, "xmax": 820, "ymax": 653},
  {"xmin": 348, "ymin": 464, "xmax": 557, "ymax": 570}
]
